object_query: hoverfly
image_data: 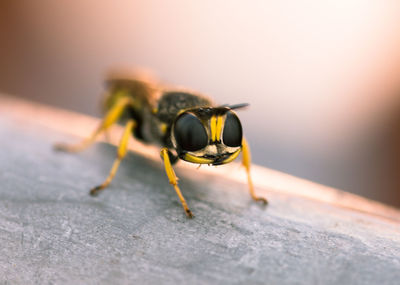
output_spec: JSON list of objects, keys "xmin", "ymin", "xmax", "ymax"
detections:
[{"xmin": 55, "ymin": 71, "xmax": 267, "ymax": 217}]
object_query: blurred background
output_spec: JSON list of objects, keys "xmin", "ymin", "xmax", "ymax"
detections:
[{"xmin": 1, "ymin": 1, "xmax": 400, "ymax": 207}]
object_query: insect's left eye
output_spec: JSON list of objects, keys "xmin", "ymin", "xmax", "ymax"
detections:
[
  {"xmin": 223, "ymin": 111, "xmax": 243, "ymax": 147},
  {"xmin": 174, "ymin": 113, "xmax": 208, "ymax": 151}
]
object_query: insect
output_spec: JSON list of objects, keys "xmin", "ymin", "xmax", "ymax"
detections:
[{"xmin": 55, "ymin": 71, "xmax": 267, "ymax": 217}]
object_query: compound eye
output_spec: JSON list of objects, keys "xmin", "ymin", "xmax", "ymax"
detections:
[
  {"xmin": 223, "ymin": 111, "xmax": 243, "ymax": 147},
  {"xmin": 174, "ymin": 113, "xmax": 208, "ymax": 151}
]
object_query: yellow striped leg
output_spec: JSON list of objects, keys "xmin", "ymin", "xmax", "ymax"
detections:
[
  {"xmin": 90, "ymin": 119, "xmax": 136, "ymax": 196},
  {"xmin": 242, "ymin": 137, "xmax": 268, "ymax": 204},
  {"xmin": 160, "ymin": 148, "xmax": 193, "ymax": 218},
  {"xmin": 54, "ymin": 96, "xmax": 134, "ymax": 152}
]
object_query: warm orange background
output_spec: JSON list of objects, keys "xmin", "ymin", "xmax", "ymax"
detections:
[{"xmin": 1, "ymin": 1, "xmax": 400, "ymax": 206}]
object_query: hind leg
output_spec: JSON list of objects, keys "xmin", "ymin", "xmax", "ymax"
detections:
[{"xmin": 54, "ymin": 96, "xmax": 134, "ymax": 152}]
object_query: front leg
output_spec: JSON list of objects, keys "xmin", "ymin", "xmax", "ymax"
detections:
[
  {"xmin": 242, "ymin": 137, "xmax": 268, "ymax": 204},
  {"xmin": 160, "ymin": 148, "xmax": 193, "ymax": 218}
]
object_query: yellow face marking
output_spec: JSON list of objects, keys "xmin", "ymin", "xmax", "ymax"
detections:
[
  {"xmin": 210, "ymin": 115, "xmax": 217, "ymax": 142},
  {"xmin": 210, "ymin": 115, "xmax": 224, "ymax": 142},
  {"xmin": 216, "ymin": 115, "xmax": 224, "ymax": 141},
  {"xmin": 184, "ymin": 153, "xmax": 214, "ymax": 164},
  {"xmin": 221, "ymin": 148, "xmax": 241, "ymax": 164}
]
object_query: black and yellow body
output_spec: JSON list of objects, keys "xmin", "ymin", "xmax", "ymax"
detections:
[{"xmin": 55, "ymin": 72, "xmax": 267, "ymax": 218}]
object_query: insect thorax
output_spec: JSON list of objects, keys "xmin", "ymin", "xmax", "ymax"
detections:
[{"xmin": 148, "ymin": 91, "xmax": 214, "ymax": 147}]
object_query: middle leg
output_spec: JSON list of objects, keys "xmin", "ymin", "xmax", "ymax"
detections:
[
  {"xmin": 90, "ymin": 119, "xmax": 136, "ymax": 196},
  {"xmin": 160, "ymin": 148, "xmax": 193, "ymax": 218}
]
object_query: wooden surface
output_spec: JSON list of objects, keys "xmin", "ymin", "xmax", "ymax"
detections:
[
  {"xmin": 1, "ymin": 94, "xmax": 400, "ymax": 284},
  {"xmin": 1, "ymin": 94, "xmax": 399, "ymax": 223}
]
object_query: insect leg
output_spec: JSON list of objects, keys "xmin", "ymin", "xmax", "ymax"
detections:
[
  {"xmin": 54, "ymin": 96, "xmax": 134, "ymax": 152},
  {"xmin": 90, "ymin": 119, "xmax": 136, "ymax": 196},
  {"xmin": 160, "ymin": 148, "xmax": 193, "ymax": 218},
  {"xmin": 242, "ymin": 137, "xmax": 268, "ymax": 204}
]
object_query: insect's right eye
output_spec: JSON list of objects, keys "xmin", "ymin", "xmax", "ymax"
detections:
[
  {"xmin": 222, "ymin": 111, "xmax": 242, "ymax": 147},
  {"xmin": 174, "ymin": 113, "xmax": 208, "ymax": 151}
]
